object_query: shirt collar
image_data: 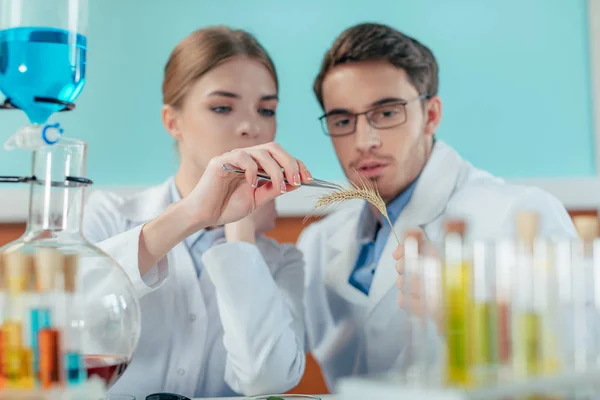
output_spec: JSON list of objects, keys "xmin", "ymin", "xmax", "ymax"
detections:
[
  {"xmin": 357, "ymin": 177, "xmax": 419, "ymax": 242},
  {"xmin": 387, "ymin": 178, "xmax": 418, "ymax": 222}
]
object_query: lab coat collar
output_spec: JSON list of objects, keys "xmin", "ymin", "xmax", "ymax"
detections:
[
  {"xmin": 118, "ymin": 178, "xmax": 173, "ymax": 223},
  {"xmin": 395, "ymin": 140, "xmax": 463, "ymax": 228},
  {"xmin": 325, "ymin": 140, "xmax": 463, "ymax": 309}
]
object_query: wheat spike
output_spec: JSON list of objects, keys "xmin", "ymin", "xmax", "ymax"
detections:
[{"xmin": 312, "ymin": 175, "xmax": 401, "ymax": 245}]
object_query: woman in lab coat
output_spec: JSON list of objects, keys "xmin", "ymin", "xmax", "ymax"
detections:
[{"xmin": 82, "ymin": 27, "xmax": 311, "ymax": 399}]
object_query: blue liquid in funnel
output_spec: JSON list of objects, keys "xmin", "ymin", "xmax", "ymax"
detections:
[{"xmin": 0, "ymin": 27, "xmax": 87, "ymax": 124}]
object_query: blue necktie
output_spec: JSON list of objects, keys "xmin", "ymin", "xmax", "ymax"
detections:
[{"xmin": 350, "ymin": 222, "xmax": 383, "ymax": 295}]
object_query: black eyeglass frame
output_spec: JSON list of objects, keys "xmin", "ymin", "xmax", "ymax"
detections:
[{"xmin": 318, "ymin": 93, "xmax": 430, "ymax": 137}]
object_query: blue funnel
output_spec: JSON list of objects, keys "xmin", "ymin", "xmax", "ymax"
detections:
[{"xmin": 0, "ymin": 27, "xmax": 87, "ymax": 124}]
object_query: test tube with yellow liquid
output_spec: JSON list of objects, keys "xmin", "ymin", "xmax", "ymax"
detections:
[
  {"xmin": 443, "ymin": 219, "xmax": 473, "ymax": 387},
  {"xmin": 533, "ymin": 239, "xmax": 560, "ymax": 375},
  {"xmin": 20, "ymin": 255, "xmax": 36, "ymax": 390},
  {"xmin": 1, "ymin": 252, "xmax": 34, "ymax": 389},
  {"xmin": 533, "ymin": 237, "xmax": 563, "ymax": 400}
]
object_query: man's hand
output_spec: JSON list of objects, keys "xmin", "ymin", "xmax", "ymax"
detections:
[{"xmin": 393, "ymin": 231, "xmax": 443, "ymax": 330}]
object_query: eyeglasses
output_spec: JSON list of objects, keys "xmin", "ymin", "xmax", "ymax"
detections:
[{"xmin": 319, "ymin": 93, "xmax": 429, "ymax": 137}]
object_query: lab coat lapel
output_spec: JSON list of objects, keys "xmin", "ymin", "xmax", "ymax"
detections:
[
  {"xmin": 367, "ymin": 141, "xmax": 464, "ymax": 311},
  {"xmin": 171, "ymin": 240, "xmax": 207, "ymax": 319},
  {"xmin": 323, "ymin": 205, "xmax": 371, "ymax": 307},
  {"xmin": 118, "ymin": 179, "xmax": 173, "ymax": 223}
]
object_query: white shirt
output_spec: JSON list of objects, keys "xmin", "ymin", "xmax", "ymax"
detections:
[
  {"xmin": 298, "ymin": 140, "xmax": 577, "ymax": 391},
  {"xmin": 82, "ymin": 178, "xmax": 306, "ymax": 399}
]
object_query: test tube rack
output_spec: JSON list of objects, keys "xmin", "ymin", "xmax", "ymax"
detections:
[{"xmin": 337, "ymin": 368, "xmax": 600, "ymax": 400}]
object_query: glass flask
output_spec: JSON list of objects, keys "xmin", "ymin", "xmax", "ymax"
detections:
[
  {"xmin": 0, "ymin": 0, "xmax": 88, "ymax": 149},
  {"xmin": 0, "ymin": 138, "xmax": 141, "ymax": 393}
]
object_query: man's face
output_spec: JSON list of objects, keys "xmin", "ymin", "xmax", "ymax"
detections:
[{"xmin": 321, "ymin": 60, "xmax": 441, "ymax": 202}]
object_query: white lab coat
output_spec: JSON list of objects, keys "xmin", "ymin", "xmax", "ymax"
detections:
[
  {"xmin": 82, "ymin": 179, "xmax": 306, "ymax": 399},
  {"xmin": 298, "ymin": 140, "xmax": 577, "ymax": 391}
]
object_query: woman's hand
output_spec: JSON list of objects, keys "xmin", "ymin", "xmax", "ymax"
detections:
[
  {"xmin": 184, "ymin": 142, "xmax": 311, "ymax": 231},
  {"xmin": 139, "ymin": 142, "xmax": 310, "ymax": 274}
]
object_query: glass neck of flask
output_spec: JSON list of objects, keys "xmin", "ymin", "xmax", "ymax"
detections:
[
  {"xmin": 25, "ymin": 139, "xmax": 88, "ymax": 241},
  {"xmin": 27, "ymin": 183, "xmax": 85, "ymax": 239}
]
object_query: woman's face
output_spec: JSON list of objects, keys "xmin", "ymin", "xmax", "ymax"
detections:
[{"xmin": 164, "ymin": 56, "xmax": 278, "ymax": 172}]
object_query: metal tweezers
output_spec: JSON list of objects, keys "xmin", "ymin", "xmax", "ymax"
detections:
[{"xmin": 221, "ymin": 163, "xmax": 342, "ymax": 190}]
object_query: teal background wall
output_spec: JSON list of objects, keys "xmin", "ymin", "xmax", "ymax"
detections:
[{"xmin": 0, "ymin": 0, "xmax": 596, "ymax": 185}]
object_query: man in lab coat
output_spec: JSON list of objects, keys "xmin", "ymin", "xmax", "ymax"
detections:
[{"xmin": 297, "ymin": 22, "xmax": 577, "ymax": 391}]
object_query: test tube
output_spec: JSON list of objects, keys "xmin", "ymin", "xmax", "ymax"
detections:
[
  {"xmin": 471, "ymin": 240, "xmax": 494, "ymax": 385},
  {"xmin": 403, "ymin": 229, "xmax": 424, "ymax": 384},
  {"xmin": 0, "ymin": 250, "xmax": 4, "ymax": 319},
  {"xmin": 554, "ymin": 237, "xmax": 573, "ymax": 372},
  {"xmin": 512, "ymin": 212, "xmax": 541, "ymax": 379},
  {"xmin": 35, "ymin": 248, "xmax": 62, "ymax": 389},
  {"xmin": 443, "ymin": 218, "xmax": 473, "ymax": 387},
  {"xmin": 495, "ymin": 239, "xmax": 515, "ymax": 382},
  {"xmin": 20, "ymin": 255, "xmax": 35, "ymax": 390},
  {"xmin": 1, "ymin": 252, "xmax": 32, "ymax": 388},
  {"xmin": 590, "ymin": 220, "xmax": 600, "ymax": 372},
  {"xmin": 61, "ymin": 254, "xmax": 86, "ymax": 385},
  {"xmin": 0, "ymin": 253, "xmax": 4, "ymax": 389},
  {"xmin": 572, "ymin": 216, "xmax": 599, "ymax": 371},
  {"xmin": 422, "ymin": 249, "xmax": 443, "ymax": 386},
  {"xmin": 534, "ymin": 238, "xmax": 560, "ymax": 377},
  {"xmin": 31, "ymin": 249, "xmax": 55, "ymax": 382}
]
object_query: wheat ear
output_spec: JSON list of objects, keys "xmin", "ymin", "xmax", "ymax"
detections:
[{"xmin": 312, "ymin": 175, "xmax": 401, "ymax": 246}]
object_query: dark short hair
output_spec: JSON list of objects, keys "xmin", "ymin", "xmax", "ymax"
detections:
[{"xmin": 314, "ymin": 23, "xmax": 438, "ymax": 108}]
